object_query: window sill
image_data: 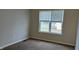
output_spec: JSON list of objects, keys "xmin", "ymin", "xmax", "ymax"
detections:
[{"xmin": 39, "ymin": 31, "xmax": 63, "ymax": 36}]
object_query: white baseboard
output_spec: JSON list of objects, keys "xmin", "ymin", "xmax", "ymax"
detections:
[
  {"xmin": 0, "ymin": 37, "xmax": 28, "ymax": 49},
  {"xmin": 31, "ymin": 37, "xmax": 75, "ymax": 46}
]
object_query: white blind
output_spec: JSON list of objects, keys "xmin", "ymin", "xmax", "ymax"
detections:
[
  {"xmin": 51, "ymin": 10, "xmax": 64, "ymax": 21},
  {"xmin": 39, "ymin": 11, "xmax": 51, "ymax": 21}
]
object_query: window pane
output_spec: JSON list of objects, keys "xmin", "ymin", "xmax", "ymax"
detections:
[
  {"xmin": 51, "ymin": 22, "xmax": 62, "ymax": 34},
  {"xmin": 39, "ymin": 11, "xmax": 51, "ymax": 21},
  {"xmin": 39, "ymin": 22, "xmax": 49, "ymax": 32},
  {"xmin": 39, "ymin": 10, "xmax": 64, "ymax": 35},
  {"xmin": 51, "ymin": 10, "xmax": 64, "ymax": 21}
]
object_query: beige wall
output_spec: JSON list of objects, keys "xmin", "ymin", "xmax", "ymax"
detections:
[
  {"xmin": 0, "ymin": 9, "xmax": 29, "ymax": 49},
  {"xmin": 29, "ymin": 9, "xmax": 79, "ymax": 46}
]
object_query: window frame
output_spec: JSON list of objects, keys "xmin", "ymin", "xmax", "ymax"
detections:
[{"xmin": 38, "ymin": 10, "xmax": 64, "ymax": 35}]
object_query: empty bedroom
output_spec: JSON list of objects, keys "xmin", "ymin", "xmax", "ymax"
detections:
[{"xmin": 0, "ymin": 9, "xmax": 79, "ymax": 50}]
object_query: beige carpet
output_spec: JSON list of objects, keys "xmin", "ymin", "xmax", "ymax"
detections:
[{"xmin": 3, "ymin": 39, "xmax": 74, "ymax": 50}]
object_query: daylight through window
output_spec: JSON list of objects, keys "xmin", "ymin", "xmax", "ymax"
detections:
[{"xmin": 39, "ymin": 10, "xmax": 64, "ymax": 34}]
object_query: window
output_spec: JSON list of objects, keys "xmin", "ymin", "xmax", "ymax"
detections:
[{"xmin": 39, "ymin": 10, "xmax": 64, "ymax": 34}]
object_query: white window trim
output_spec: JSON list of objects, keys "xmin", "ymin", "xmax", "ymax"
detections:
[{"xmin": 38, "ymin": 10, "xmax": 64, "ymax": 35}]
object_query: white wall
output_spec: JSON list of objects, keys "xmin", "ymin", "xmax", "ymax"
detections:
[
  {"xmin": 29, "ymin": 9, "xmax": 79, "ymax": 46},
  {"xmin": 0, "ymin": 9, "xmax": 29, "ymax": 49}
]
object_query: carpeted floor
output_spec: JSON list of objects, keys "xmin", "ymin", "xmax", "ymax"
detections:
[{"xmin": 3, "ymin": 38, "xmax": 74, "ymax": 50}]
